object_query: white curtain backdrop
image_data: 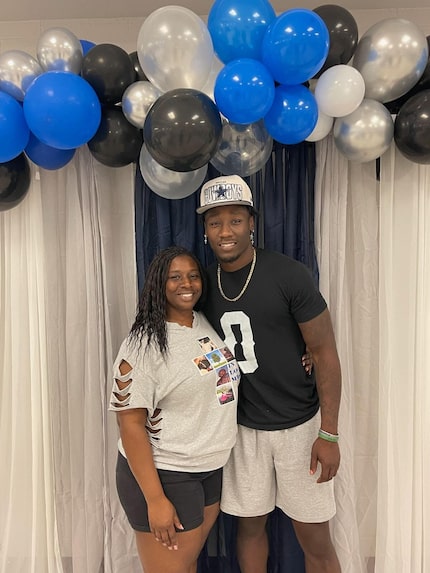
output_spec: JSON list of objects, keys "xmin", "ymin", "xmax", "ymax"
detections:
[
  {"xmin": 0, "ymin": 148, "xmax": 139, "ymax": 573},
  {"xmin": 315, "ymin": 136, "xmax": 430, "ymax": 573},
  {"xmin": 1, "ymin": 139, "xmax": 429, "ymax": 572},
  {"xmin": 315, "ymin": 136, "xmax": 378, "ymax": 573},
  {"xmin": 376, "ymin": 145, "xmax": 430, "ymax": 573}
]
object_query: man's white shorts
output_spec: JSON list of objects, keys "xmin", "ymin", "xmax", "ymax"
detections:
[{"xmin": 221, "ymin": 412, "xmax": 336, "ymax": 523}]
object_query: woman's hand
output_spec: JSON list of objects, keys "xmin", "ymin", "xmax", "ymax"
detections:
[
  {"xmin": 147, "ymin": 496, "xmax": 184, "ymax": 550},
  {"xmin": 116, "ymin": 405, "xmax": 184, "ymax": 549},
  {"xmin": 302, "ymin": 350, "xmax": 313, "ymax": 375}
]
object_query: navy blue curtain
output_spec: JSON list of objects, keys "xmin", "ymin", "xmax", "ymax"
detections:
[{"xmin": 134, "ymin": 140, "xmax": 316, "ymax": 572}]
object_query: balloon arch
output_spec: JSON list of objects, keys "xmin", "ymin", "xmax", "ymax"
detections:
[{"xmin": 1, "ymin": 0, "xmax": 430, "ymax": 210}]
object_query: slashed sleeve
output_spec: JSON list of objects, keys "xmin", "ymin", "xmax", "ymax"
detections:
[{"xmin": 108, "ymin": 337, "xmax": 158, "ymax": 415}]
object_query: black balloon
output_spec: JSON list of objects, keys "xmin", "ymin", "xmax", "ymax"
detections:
[
  {"xmin": 143, "ymin": 88, "xmax": 222, "ymax": 172},
  {"xmin": 394, "ymin": 89, "xmax": 430, "ymax": 164},
  {"xmin": 129, "ymin": 51, "xmax": 148, "ymax": 82},
  {"xmin": 88, "ymin": 107, "xmax": 143, "ymax": 167},
  {"xmin": 313, "ymin": 4, "xmax": 358, "ymax": 77},
  {"xmin": 385, "ymin": 36, "xmax": 430, "ymax": 114},
  {"xmin": 81, "ymin": 44, "xmax": 135, "ymax": 105},
  {"xmin": 0, "ymin": 153, "xmax": 31, "ymax": 212}
]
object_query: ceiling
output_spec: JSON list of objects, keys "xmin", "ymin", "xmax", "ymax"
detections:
[{"xmin": 1, "ymin": 0, "xmax": 427, "ymax": 23}]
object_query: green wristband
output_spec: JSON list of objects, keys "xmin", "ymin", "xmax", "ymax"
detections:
[{"xmin": 318, "ymin": 429, "xmax": 339, "ymax": 443}]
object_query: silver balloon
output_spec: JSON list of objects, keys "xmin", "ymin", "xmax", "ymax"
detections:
[
  {"xmin": 137, "ymin": 6, "xmax": 214, "ymax": 93},
  {"xmin": 333, "ymin": 98, "xmax": 394, "ymax": 163},
  {"xmin": 353, "ymin": 18, "xmax": 428, "ymax": 103},
  {"xmin": 139, "ymin": 143, "xmax": 207, "ymax": 199},
  {"xmin": 122, "ymin": 81, "xmax": 161, "ymax": 129},
  {"xmin": 200, "ymin": 56, "xmax": 224, "ymax": 101},
  {"xmin": 37, "ymin": 27, "xmax": 83, "ymax": 73},
  {"xmin": 210, "ymin": 119, "xmax": 273, "ymax": 177},
  {"xmin": 0, "ymin": 50, "xmax": 43, "ymax": 101}
]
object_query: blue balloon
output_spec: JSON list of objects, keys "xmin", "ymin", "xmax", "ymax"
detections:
[
  {"xmin": 80, "ymin": 39, "xmax": 96, "ymax": 55},
  {"xmin": 214, "ymin": 58, "xmax": 275, "ymax": 124},
  {"xmin": 23, "ymin": 71, "xmax": 101, "ymax": 150},
  {"xmin": 262, "ymin": 9, "xmax": 329, "ymax": 85},
  {"xmin": 25, "ymin": 132, "xmax": 75, "ymax": 170},
  {"xmin": 264, "ymin": 84, "xmax": 318, "ymax": 144},
  {"xmin": 0, "ymin": 92, "xmax": 30, "ymax": 162},
  {"xmin": 208, "ymin": 0, "xmax": 276, "ymax": 64}
]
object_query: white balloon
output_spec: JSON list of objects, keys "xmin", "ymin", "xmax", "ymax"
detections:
[
  {"xmin": 139, "ymin": 143, "xmax": 207, "ymax": 199},
  {"xmin": 137, "ymin": 6, "xmax": 214, "ymax": 93},
  {"xmin": 315, "ymin": 65, "xmax": 365, "ymax": 118},
  {"xmin": 122, "ymin": 81, "xmax": 161, "ymax": 129},
  {"xmin": 305, "ymin": 110, "xmax": 334, "ymax": 142}
]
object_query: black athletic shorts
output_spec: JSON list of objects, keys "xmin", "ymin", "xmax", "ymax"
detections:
[{"xmin": 116, "ymin": 452, "xmax": 222, "ymax": 532}]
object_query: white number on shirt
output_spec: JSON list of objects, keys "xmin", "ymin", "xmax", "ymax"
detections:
[{"xmin": 220, "ymin": 311, "xmax": 258, "ymax": 373}]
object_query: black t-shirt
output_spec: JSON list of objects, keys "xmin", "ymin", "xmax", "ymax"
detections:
[{"xmin": 202, "ymin": 248, "xmax": 327, "ymax": 430}]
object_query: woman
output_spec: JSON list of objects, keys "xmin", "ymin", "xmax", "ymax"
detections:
[{"xmin": 109, "ymin": 246, "xmax": 240, "ymax": 573}]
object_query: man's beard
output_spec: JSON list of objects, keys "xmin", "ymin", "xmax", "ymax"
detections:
[{"xmin": 216, "ymin": 251, "xmax": 241, "ymax": 264}]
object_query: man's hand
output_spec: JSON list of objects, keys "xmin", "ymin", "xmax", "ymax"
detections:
[{"xmin": 310, "ymin": 438, "xmax": 340, "ymax": 483}]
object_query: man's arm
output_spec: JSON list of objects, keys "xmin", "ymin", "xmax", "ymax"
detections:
[{"xmin": 299, "ymin": 308, "xmax": 341, "ymax": 482}]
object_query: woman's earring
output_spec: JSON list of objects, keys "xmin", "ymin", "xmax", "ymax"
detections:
[
  {"xmin": 250, "ymin": 230, "xmax": 255, "ymax": 246},
  {"xmin": 204, "ymin": 234, "xmax": 208, "ymax": 245}
]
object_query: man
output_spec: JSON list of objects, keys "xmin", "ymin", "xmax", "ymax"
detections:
[{"xmin": 197, "ymin": 175, "xmax": 341, "ymax": 573}]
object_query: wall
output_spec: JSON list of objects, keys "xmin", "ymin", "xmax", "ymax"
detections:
[{"xmin": 1, "ymin": 8, "xmax": 430, "ymax": 57}]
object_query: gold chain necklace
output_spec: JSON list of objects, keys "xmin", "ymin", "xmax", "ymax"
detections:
[{"xmin": 217, "ymin": 249, "xmax": 256, "ymax": 302}]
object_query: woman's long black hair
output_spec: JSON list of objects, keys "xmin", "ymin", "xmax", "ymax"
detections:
[{"xmin": 129, "ymin": 246, "xmax": 207, "ymax": 355}]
